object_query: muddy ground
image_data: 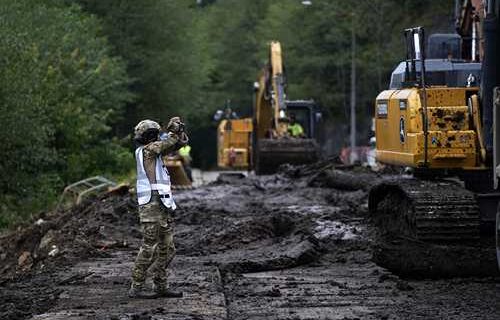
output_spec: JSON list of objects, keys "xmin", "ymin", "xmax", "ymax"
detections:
[{"xmin": 0, "ymin": 164, "xmax": 499, "ymax": 319}]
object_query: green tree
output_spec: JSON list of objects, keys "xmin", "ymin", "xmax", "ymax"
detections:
[
  {"xmin": 0, "ymin": 0, "xmax": 132, "ymax": 227},
  {"xmin": 75, "ymin": 0, "xmax": 205, "ymax": 129}
]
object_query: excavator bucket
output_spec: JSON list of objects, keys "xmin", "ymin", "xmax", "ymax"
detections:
[
  {"xmin": 164, "ymin": 159, "xmax": 192, "ymax": 190},
  {"xmin": 255, "ymin": 138, "xmax": 319, "ymax": 175}
]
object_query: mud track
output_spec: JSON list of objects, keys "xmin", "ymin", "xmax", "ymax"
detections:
[{"xmin": 0, "ymin": 167, "xmax": 499, "ymax": 319}]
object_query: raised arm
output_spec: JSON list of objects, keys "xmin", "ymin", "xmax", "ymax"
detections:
[{"xmin": 145, "ymin": 117, "xmax": 189, "ymax": 156}]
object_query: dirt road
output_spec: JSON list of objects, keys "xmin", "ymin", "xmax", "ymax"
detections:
[{"xmin": 0, "ymin": 168, "xmax": 499, "ymax": 319}]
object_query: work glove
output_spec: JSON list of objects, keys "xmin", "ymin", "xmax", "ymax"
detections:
[{"xmin": 166, "ymin": 117, "xmax": 184, "ymax": 134}]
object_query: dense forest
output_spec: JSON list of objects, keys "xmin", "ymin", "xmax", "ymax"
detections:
[{"xmin": 0, "ymin": 0, "xmax": 454, "ymax": 226}]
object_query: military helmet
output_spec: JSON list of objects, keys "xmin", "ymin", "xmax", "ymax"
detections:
[{"xmin": 134, "ymin": 119, "xmax": 161, "ymax": 137}]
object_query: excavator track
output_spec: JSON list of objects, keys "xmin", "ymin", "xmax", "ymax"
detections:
[{"xmin": 369, "ymin": 177, "xmax": 480, "ymax": 243}]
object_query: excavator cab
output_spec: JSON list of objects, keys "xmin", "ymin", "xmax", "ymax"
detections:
[
  {"xmin": 286, "ymin": 100, "xmax": 321, "ymax": 139},
  {"xmin": 253, "ymin": 99, "xmax": 321, "ymax": 175}
]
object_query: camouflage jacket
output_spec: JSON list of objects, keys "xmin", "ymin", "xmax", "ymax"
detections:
[{"xmin": 138, "ymin": 132, "xmax": 188, "ymax": 222}]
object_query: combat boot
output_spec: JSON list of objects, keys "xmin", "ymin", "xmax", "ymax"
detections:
[
  {"xmin": 128, "ymin": 283, "xmax": 158, "ymax": 299},
  {"xmin": 152, "ymin": 282, "xmax": 183, "ymax": 298}
]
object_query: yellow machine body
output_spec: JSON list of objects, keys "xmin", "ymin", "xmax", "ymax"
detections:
[
  {"xmin": 162, "ymin": 157, "xmax": 192, "ymax": 189},
  {"xmin": 375, "ymin": 86, "xmax": 481, "ymax": 169},
  {"xmin": 254, "ymin": 41, "xmax": 287, "ymax": 140},
  {"xmin": 217, "ymin": 118, "xmax": 253, "ymax": 169}
]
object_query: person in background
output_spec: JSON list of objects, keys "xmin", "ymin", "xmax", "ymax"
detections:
[
  {"xmin": 213, "ymin": 99, "xmax": 239, "ymax": 122},
  {"xmin": 178, "ymin": 144, "xmax": 193, "ymax": 182},
  {"xmin": 288, "ymin": 113, "xmax": 305, "ymax": 138}
]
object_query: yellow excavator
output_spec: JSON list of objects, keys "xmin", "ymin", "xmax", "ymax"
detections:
[
  {"xmin": 369, "ymin": 0, "xmax": 500, "ymax": 270},
  {"xmin": 252, "ymin": 41, "xmax": 320, "ymax": 174},
  {"xmin": 216, "ymin": 41, "xmax": 321, "ymax": 173}
]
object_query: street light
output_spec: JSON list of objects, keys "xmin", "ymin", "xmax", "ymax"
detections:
[
  {"xmin": 301, "ymin": 0, "xmax": 312, "ymax": 5},
  {"xmin": 350, "ymin": 12, "xmax": 358, "ymax": 164}
]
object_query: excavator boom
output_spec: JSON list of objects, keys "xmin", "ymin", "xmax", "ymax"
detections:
[{"xmin": 253, "ymin": 41, "xmax": 320, "ymax": 174}]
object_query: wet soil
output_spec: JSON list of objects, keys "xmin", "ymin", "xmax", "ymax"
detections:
[{"xmin": 0, "ymin": 166, "xmax": 499, "ymax": 319}]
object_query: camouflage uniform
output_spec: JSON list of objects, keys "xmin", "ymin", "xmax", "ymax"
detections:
[{"xmin": 131, "ymin": 131, "xmax": 187, "ymax": 290}]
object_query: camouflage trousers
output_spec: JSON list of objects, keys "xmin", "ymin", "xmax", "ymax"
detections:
[{"xmin": 131, "ymin": 199, "xmax": 176, "ymax": 287}]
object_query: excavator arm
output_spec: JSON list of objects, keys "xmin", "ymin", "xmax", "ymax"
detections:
[
  {"xmin": 253, "ymin": 41, "xmax": 320, "ymax": 174},
  {"xmin": 254, "ymin": 41, "xmax": 287, "ymax": 140}
]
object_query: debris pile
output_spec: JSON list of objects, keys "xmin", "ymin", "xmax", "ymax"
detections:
[{"xmin": 0, "ymin": 189, "xmax": 137, "ymax": 280}]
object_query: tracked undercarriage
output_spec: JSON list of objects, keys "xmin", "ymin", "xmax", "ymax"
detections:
[
  {"xmin": 369, "ymin": 177, "xmax": 480, "ymax": 243},
  {"xmin": 368, "ymin": 176, "xmax": 499, "ymax": 277}
]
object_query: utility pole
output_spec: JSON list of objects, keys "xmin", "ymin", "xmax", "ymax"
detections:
[{"xmin": 350, "ymin": 15, "xmax": 358, "ymax": 164}]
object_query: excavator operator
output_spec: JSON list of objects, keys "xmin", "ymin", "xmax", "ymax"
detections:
[
  {"xmin": 178, "ymin": 144, "xmax": 193, "ymax": 182},
  {"xmin": 288, "ymin": 113, "xmax": 305, "ymax": 138}
]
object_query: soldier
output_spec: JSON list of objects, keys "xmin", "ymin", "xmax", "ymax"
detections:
[{"xmin": 129, "ymin": 117, "xmax": 188, "ymax": 299}]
